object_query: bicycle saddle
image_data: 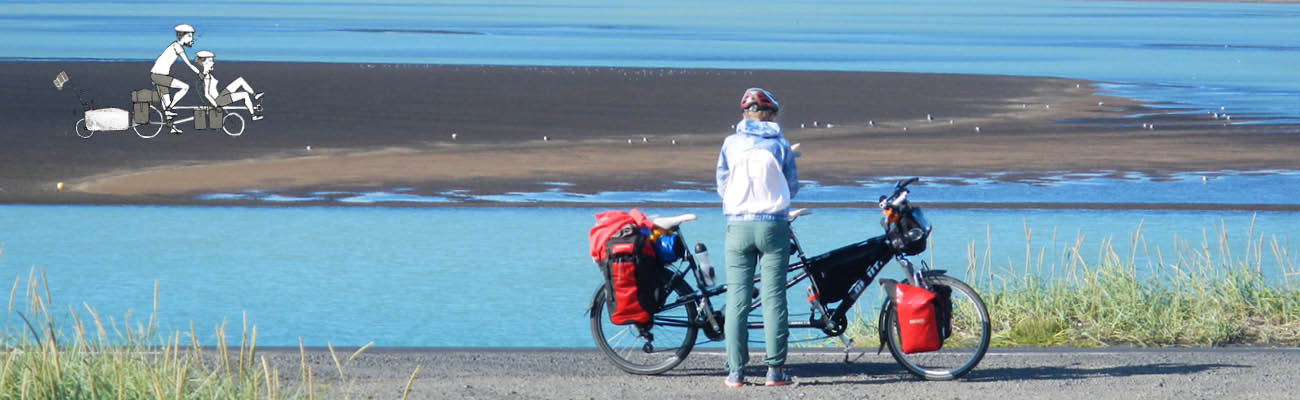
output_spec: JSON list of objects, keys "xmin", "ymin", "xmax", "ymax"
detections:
[
  {"xmin": 789, "ymin": 208, "xmax": 812, "ymax": 221},
  {"xmin": 652, "ymin": 214, "xmax": 697, "ymax": 230}
]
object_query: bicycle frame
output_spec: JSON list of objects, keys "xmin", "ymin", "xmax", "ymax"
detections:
[{"xmin": 653, "ymin": 223, "xmax": 928, "ymax": 339}]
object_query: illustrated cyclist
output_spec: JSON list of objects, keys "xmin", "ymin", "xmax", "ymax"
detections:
[
  {"xmin": 716, "ymin": 87, "xmax": 799, "ymax": 387},
  {"xmin": 150, "ymin": 24, "xmax": 200, "ymax": 134},
  {"xmin": 195, "ymin": 50, "xmax": 265, "ymax": 120}
]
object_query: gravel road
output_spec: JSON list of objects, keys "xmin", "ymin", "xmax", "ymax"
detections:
[{"xmin": 256, "ymin": 347, "xmax": 1300, "ymax": 399}]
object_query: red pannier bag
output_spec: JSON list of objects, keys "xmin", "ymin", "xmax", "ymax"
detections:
[
  {"xmin": 589, "ymin": 209, "xmax": 653, "ymax": 262},
  {"xmin": 589, "ymin": 209, "xmax": 662, "ymax": 325},
  {"xmin": 891, "ymin": 280, "xmax": 942, "ymax": 354},
  {"xmin": 604, "ymin": 232, "xmax": 660, "ymax": 325}
]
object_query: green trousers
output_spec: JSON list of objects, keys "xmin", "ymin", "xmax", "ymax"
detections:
[{"xmin": 723, "ymin": 220, "xmax": 791, "ymax": 372}]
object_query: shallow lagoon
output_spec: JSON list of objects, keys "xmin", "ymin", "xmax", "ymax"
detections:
[{"xmin": 2, "ymin": 205, "xmax": 1295, "ymax": 347}]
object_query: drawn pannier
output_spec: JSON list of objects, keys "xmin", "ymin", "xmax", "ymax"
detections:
[
  {"xmin": 130, "ymin": 89, "xmax": 159, "ymax": 125},
  {"xmin": 194, "ymin": 108, "xmax": 223, "ymax": 130}
]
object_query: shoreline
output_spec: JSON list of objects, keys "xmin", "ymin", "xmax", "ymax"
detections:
[{"xmin": 4, "ymin": 61, "xmax": 1300, "ymax": 207}]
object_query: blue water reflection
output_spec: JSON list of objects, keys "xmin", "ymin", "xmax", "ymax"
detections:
[{"xmin": 2, "ymin": 205, "xmax": 1295, "ymax": 347}]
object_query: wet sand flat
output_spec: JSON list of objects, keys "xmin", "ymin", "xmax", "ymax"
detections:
[{"xmin": 3, "ymin": 61, "xmax": 1299, "ymax": 206}]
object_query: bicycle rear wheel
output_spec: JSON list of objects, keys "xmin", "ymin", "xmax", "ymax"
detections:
[
  {"xmin": 133, "ymin": 105, "xmax": 164, "ymax": 139},
  {"xmin": 590, "ymin": 279, "xmax": 698, "ymax": 375},
  {"xmin": 75, "ymin": 118, "xmax": 93, "ymax": 139},
  {"xmin": 884, "ymin": 275, "xmax": 990, "ymax": 380}
]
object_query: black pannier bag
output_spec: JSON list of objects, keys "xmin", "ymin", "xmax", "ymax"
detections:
[
  {"xmin": 886, "ymin": 207, "xmax": 932, "ymax": 256},
  {"xmin": 807, "ymin": 237, "xmax": 893, "ymax": 303},
  {"xmin": 603, "ymin": 227, "xmax": 672, "ymax": 325},
  {"xmin": 931, "ymin": 283, "xmax": 953, "ymax": 343}
]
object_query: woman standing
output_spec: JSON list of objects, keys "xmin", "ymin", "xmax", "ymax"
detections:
[{"xmin": 716, "ymin": 87, "xmax": 798, "ymax": 387}]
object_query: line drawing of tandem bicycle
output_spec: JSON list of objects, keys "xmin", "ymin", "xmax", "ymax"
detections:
[{"xmin": 55, "ymin": 70, "xmax": 253, "ymax": 139}]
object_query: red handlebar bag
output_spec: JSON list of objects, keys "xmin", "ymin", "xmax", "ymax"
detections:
[{"xmin": 894, "ymin": 282, "xmax": 941, "ymax": 354}]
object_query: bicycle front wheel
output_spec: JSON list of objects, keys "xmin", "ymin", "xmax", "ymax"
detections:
[
  {"xmin": 590, "ymin": 279, "xmax": 698, "ymax": 375},
  {"xmin": 222, "ymin": 112, "xmax": 245, "ymax": 136},
  {"xmin": 884, "ymin": 275, "xmax": 990, "ymax": 380}
]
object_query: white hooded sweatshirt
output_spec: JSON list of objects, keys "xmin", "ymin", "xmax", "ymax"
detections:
[{"xmin": 716, "ymin": 119, "xmax": 799, "ymax": 221}]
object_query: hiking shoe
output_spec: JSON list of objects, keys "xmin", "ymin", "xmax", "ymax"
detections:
[
  {"xmin": 765, "ymin": 366, "xmax": 793, "ymax": 386},
  {"xmin": 724, "ymin": 371, "xmax": 744, "ymax": 388}
]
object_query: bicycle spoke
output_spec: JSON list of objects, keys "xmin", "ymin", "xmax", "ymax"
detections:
[
  {"xmin": 883, "ymin": 275, "xmax": 990, "ymax": 380},
  {"xmin": 590, "ymin": 281, "xmax": 698, "ymax": 375}
]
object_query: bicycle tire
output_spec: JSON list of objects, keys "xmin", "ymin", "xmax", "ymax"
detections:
[
  {"xmin": 883, "ymin": 275, "xmax": 990, "ymax": 380},
  {"xmin": 75, "ymin": 118, "xmax": 93, "ymax": 139},
  {"xmin": 590, "ymin": 279, "xmax": 698, "ymax": 375},
  {"xmin": 133, "ymin": 106, "xmax": 163, "ymax": 139},
  {"xmin": 223, "ymin": 112, "xmax": 245, "ymax": 137}
]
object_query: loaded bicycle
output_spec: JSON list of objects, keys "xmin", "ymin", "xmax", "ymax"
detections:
[
  {"xmin": 63, "ymin": 73, "xmax": 252, "ymax": 139},
  {"xmin": 589, "ymin": 178, "xmax": 991, "ymax": 380}
]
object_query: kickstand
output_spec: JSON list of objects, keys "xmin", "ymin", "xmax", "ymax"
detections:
[{"xmin": 840, "ymin": 337, "xmax": 866, "ymax": 364}]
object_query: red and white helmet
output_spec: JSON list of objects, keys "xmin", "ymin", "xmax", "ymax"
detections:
[{"xmin": 740, "ymin": 87, "xmax": 780, "ymax": 113}]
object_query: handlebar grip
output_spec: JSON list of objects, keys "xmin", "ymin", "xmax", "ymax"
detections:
[{"xmin": 890, "ymin": 190, "xmax": 909, "ymax": 207}]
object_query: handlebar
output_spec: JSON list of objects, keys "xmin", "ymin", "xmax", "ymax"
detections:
[
  {"xmin": 878, "ymin": 177, "xmax": 919, "ymax": 209},
  {"xmin": 897, "ymin": 177, "xmax": 919, "ymax": 189}
]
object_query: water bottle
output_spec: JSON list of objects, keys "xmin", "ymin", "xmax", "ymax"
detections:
[{"xmin": 694, "ymin": 242, "xmax": 718, "ymax": 288}]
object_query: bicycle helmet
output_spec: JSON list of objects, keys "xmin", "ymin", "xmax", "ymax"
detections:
[{"xmin": 740, "ymin": 87, "xmax": 780, "ymax": 113}]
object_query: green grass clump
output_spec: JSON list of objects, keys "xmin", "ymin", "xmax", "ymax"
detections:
[
  {"xmin": 842, "ymin": 217, "xmax": 1300, "ymax": 348},
  {"xmin": 0, "ymin": 264, "xmax": 408, "ymax": 400},
  {"xmin": 967, "ymin": 217, "xmax": 1300, "ymax": 347}
]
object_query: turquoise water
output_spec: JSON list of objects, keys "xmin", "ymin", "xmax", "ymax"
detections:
[
  {"xmin": 2, "ymin": 205, "xmax": 1295, "ymax": 347},
  {"xmin": 2, "ymin": 0, "xmax": 1298, "ymax": 122},
  {"xmin": 197, "ymin": 171, "xmax": 1300, "ymax": 206}
]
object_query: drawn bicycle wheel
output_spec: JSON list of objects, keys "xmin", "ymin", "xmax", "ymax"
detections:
[
  {"xmin": 133, "ymin": 106, "xmax": 164, "ymax": 139},
  {"xmin": 222, "ymin": 112, "xmax": 245, "ymax": 137},
  {"xmin": 75, "ymin": 118, "xmax": 93, "ymax": 139}
]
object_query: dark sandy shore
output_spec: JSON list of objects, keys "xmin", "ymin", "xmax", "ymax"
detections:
[
  {"xmin": 3, "ymin": 61, "xmax": 1299, "ymax": 207},
  {"xmin": 267, "ymin": 347, "xmax": 1300, "ymax": 399}
]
